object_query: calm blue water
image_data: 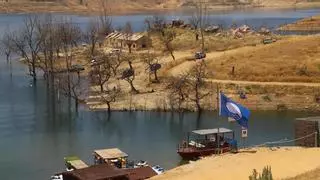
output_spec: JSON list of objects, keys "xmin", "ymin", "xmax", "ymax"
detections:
[
  {"xmin": 1, "ymin": 8, "xmax": 320, "ymax": 32},
  {"xmin": 0, "ymin": 9, "xmax": 319, "ymax": 180}
]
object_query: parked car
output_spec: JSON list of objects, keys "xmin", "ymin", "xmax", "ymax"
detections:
[
  {"xmin": 111, "ymin": 49, "xmax": 121, "ymax": 54},
  {"xmin": 262, "ymin": 37, "xmax": 276, "ymax": 44},
  {"xmin": 70, "ymin": 64, "xmax": 85, "ymax": 72},
  {"xmin": 195, "ymin": 52, "xmax": 206, "ymax": 59}
]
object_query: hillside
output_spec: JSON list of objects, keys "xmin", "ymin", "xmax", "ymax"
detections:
[
  {"xmin": 151, "ymin": 147, "xmax": 320, "ymax": 180},
  {"xmin": 1, "ymin": 0, "xmax": 320, "ymax": 14},
  {"xmin": 279, "ymin": 15, "xmax": 320, "ymax": 31}
]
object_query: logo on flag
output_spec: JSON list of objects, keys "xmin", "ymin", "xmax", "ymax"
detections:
[{"xmin": 219, "ymin": 92, "xmax": 250, "ymax": 128}]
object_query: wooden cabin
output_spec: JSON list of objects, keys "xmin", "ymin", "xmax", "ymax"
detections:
[{"xmin": 104, "ymin": 32, "xmax": 151, "ymax": 51}]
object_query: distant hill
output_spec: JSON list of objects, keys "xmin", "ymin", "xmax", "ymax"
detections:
[{"xmin": 1, "ymin": 0, "xmax": 320, "ymax": 14}]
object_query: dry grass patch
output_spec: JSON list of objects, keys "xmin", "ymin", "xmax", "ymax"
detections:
[
  {"xmin": 285, "ymin": 168, "xmax": 320, "ymax": 180},
  {"xmin": 207, "ymin": 35, "xmax": 320, "ymax": 82}
]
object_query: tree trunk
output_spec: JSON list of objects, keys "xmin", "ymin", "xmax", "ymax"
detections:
[
  {"xmin": 200, "ymin": 29, "xmax": 205, "ymax": 52},
  {"xmin": 170, "ymin": 51, "xmax": 175, "ymax": 61},
  {"xmin": 91, "ymin": 41, "xmax": 96, "ymax": 56},
  {"xmin": 195, "ymin": 83, "xmax": 201, "ymax": 111},
  {"xmin": 75, "ymin": 98, "xmax": 79, "ymax": 113},
  {"xmin": 128, "ymin": 44, "xmax": 132, "ymax": 53},
  {"xmin": 100, "ymin": 83, "xmax": 104, "ymax": 93},
  {"xmin": 154, "ymin": 70, "xmax": 158, "ymax": 82},
  {"xmin": 32, "ymin": 54, "xmax": 37, "ymax": 81},
  {"xmin": 5, "ymin": 53, "xmax": 10, "ymax": 63},
  {"xmin": 129, "ymin": 80, "xmax": 138, "ymax": 94},
  {"xmin": 107, "ymin": 102, "xmax": 111, "ymax": 114},
  {"xmin": 195, "ymin": 33, "xmax": 199, "ymax": 41}
]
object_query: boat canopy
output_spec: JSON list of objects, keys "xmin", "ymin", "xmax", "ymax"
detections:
[
  {"xmin": 94, "ymin": 148, "xmax": 128, "ymax": 160},
  {"xmin": 192, "ymin": 128, "xmax": 233, "ymax": 135}
]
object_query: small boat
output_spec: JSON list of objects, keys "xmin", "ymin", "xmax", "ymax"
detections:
[
  {"xmin": 152, "ymin": 165, "xmax": 165, "ymax": 175},
  {"xmin": 134, "ymin": 160, "xmax": 149, "ymax": 168},
  {"xmin": 177, "ymin": 127, "xmax": 238, "ymax": 159},
  {"xmin": 50, "ymin": 175, "xmax": 63, "ymax": 180}
]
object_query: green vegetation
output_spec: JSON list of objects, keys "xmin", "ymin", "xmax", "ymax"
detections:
[{"xmin": 249, "ymin": 166, "xmax": 273, "ymax": 180}]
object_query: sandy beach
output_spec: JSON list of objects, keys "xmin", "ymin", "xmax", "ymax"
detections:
[{"xmin": 151, "ymin": 147, "xmax": 320, "ymax": 180}]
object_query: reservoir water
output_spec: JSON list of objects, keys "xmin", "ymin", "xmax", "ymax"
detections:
[{"xmin": 0, "ymin": 8, "xmax": 319, "ymax": 180}]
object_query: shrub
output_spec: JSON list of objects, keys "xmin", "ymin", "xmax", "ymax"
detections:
[
  {"xmin": 262, "ymin": 95, "xmax": 272, "ymax": 102},
  {"xmin": 249, "ymin": 166, "xmax": 273, "ymax": 180}
]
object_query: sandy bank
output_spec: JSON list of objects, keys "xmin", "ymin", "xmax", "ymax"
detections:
[{"xmin": 151, "ymin": 147, "xmax": 320, "ymax": 180}]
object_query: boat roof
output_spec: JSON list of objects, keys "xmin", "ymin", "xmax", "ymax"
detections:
[
  {"xmin": 94, "ymin": 148, "xmax": 128, "ymax": 160},
  {"xmin": 296, "ymin": 116, "xmax": 320, "ymax": 122},
  {"xmin": 68, "ymin": 160, "xmax": 89, "ymax": 169},
  {"xmin": 62, "ymin": 163, "xmax": 128, "ymax": 180},
  {"xmin": 192, "ymin": 128, "xmax": 233, "ymax": 135},
  {"xmin": 64, "ymin": 156, "xmax": 88, "ymax": 169}
]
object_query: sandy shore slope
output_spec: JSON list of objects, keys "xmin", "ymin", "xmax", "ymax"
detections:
[{"xmin": 151, "ymin": 147, "xmax": 320, "ymax": 180}]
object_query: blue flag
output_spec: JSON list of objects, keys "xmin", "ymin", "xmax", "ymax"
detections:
[{"xmin": 219, "ymin": 92, "xmax": 250, "ymax": 128}]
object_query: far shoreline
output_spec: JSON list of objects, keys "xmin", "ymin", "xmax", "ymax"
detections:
[{"xmin": 1, "ymin": 4, "xmax": 320, "ymax": 17}]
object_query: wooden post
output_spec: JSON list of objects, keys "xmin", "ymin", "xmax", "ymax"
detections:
[
  {"xmin": 216, "ymin": 83, "xmax": 220, "ymax": 111},
  {"xmin": 315, "ymin": 132, "xmax": 318, "ymax": 147},
  {"xmin": 216, "ymin": 83, "xmax": 220, "ymax": 154}
]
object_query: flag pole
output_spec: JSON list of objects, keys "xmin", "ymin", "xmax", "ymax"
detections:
[{"xmin": 216, "ymin": 83, "xmax": 220, "ymax": 154}]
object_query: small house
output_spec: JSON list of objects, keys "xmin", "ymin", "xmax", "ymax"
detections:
[{"xmin": 104, "ymin": 32, "xmax": 151, "ymax": 51}]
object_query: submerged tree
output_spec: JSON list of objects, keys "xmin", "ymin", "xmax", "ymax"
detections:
[
  {"xmin": 3, "ymin": 15, "xmax": 43, "ymax": 81},
  {"xmin": 186, "ymin": 61, "xmax": 210, "ymax": 112},
  {"xmin": 167, "ymin": 74, "xmax": 189, "ymax": 111},
  {"xmin": 90, "ymin": 54, "xmax": 113, "ymax": 93},
  {"xmin": 99, "ymin": 86, "xmax": 121, "ymax": 114},
  {"xmin": 56, "ymin": 73, "xmax": 88, "ymax": 112},
  {"xmin": 0, "ymin": 31, "xmax": 13, "ymax": 63}
]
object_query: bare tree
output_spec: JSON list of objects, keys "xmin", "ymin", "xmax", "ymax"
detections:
[
  {"xmin": 99, "ymin": 86, "xmax": 121, "ymax": 114},
  {"xmin": 90, "ymin": 54, "xmax": 113, "ymax": 93},
  {"xmin": 192, "ymin": 0, "xmax": 209, "ymax": 52},
  {"xmin": 145, "ymin": 15, "xmax": 166, "ymax": 36},
  {"xmin": 188, "ymin": 14, "xmax": 200, "ymax": 41},
  {"xmin": 0, "ymin": 31, "xmax": 13, "ymax": 63},
  {"xmin": 123, "ymin": 22, "xmax": 134, "ymax": 53},
  {"xmin": 121, "ymin": 55, "xmax": 138, "ymax": 93},
  {"xmin": 37, "ymin": 15, "xmax": 58, "ymax": 84},
  {"xmin": 161, "ymin": 28, "xmax": 176, "ymax": 61},
  {"xmin": 5, "ymin": 15, "xmax": 43, "ymax": 81},
  {"xmin": 84, "ymin": 19, "xmax": 100, "ymax": 57},
  {"xmin": 141, "ymin": 52, "xmax": 161, "ymax": 82},
  {"xmin": 57, "ymin": 19, "xmax": 82, "ymax": 98},
  {"xmin": 167, "ymin": 74, "xmax": 189, "ymax": 111},
  {"xmin": 187, "ymin": 61, "xmax": 210, "ymax": 112},
  {"xmin": 98, "ymin": 0, "xmax": 113, "ymax": 36},
  {"xmin": 56, "ymin": 73, "xmax": 88, "ymax": 112},
  {"xmin": 109, "ymin": 51, "xmax": 125, "ymax": 76}
]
